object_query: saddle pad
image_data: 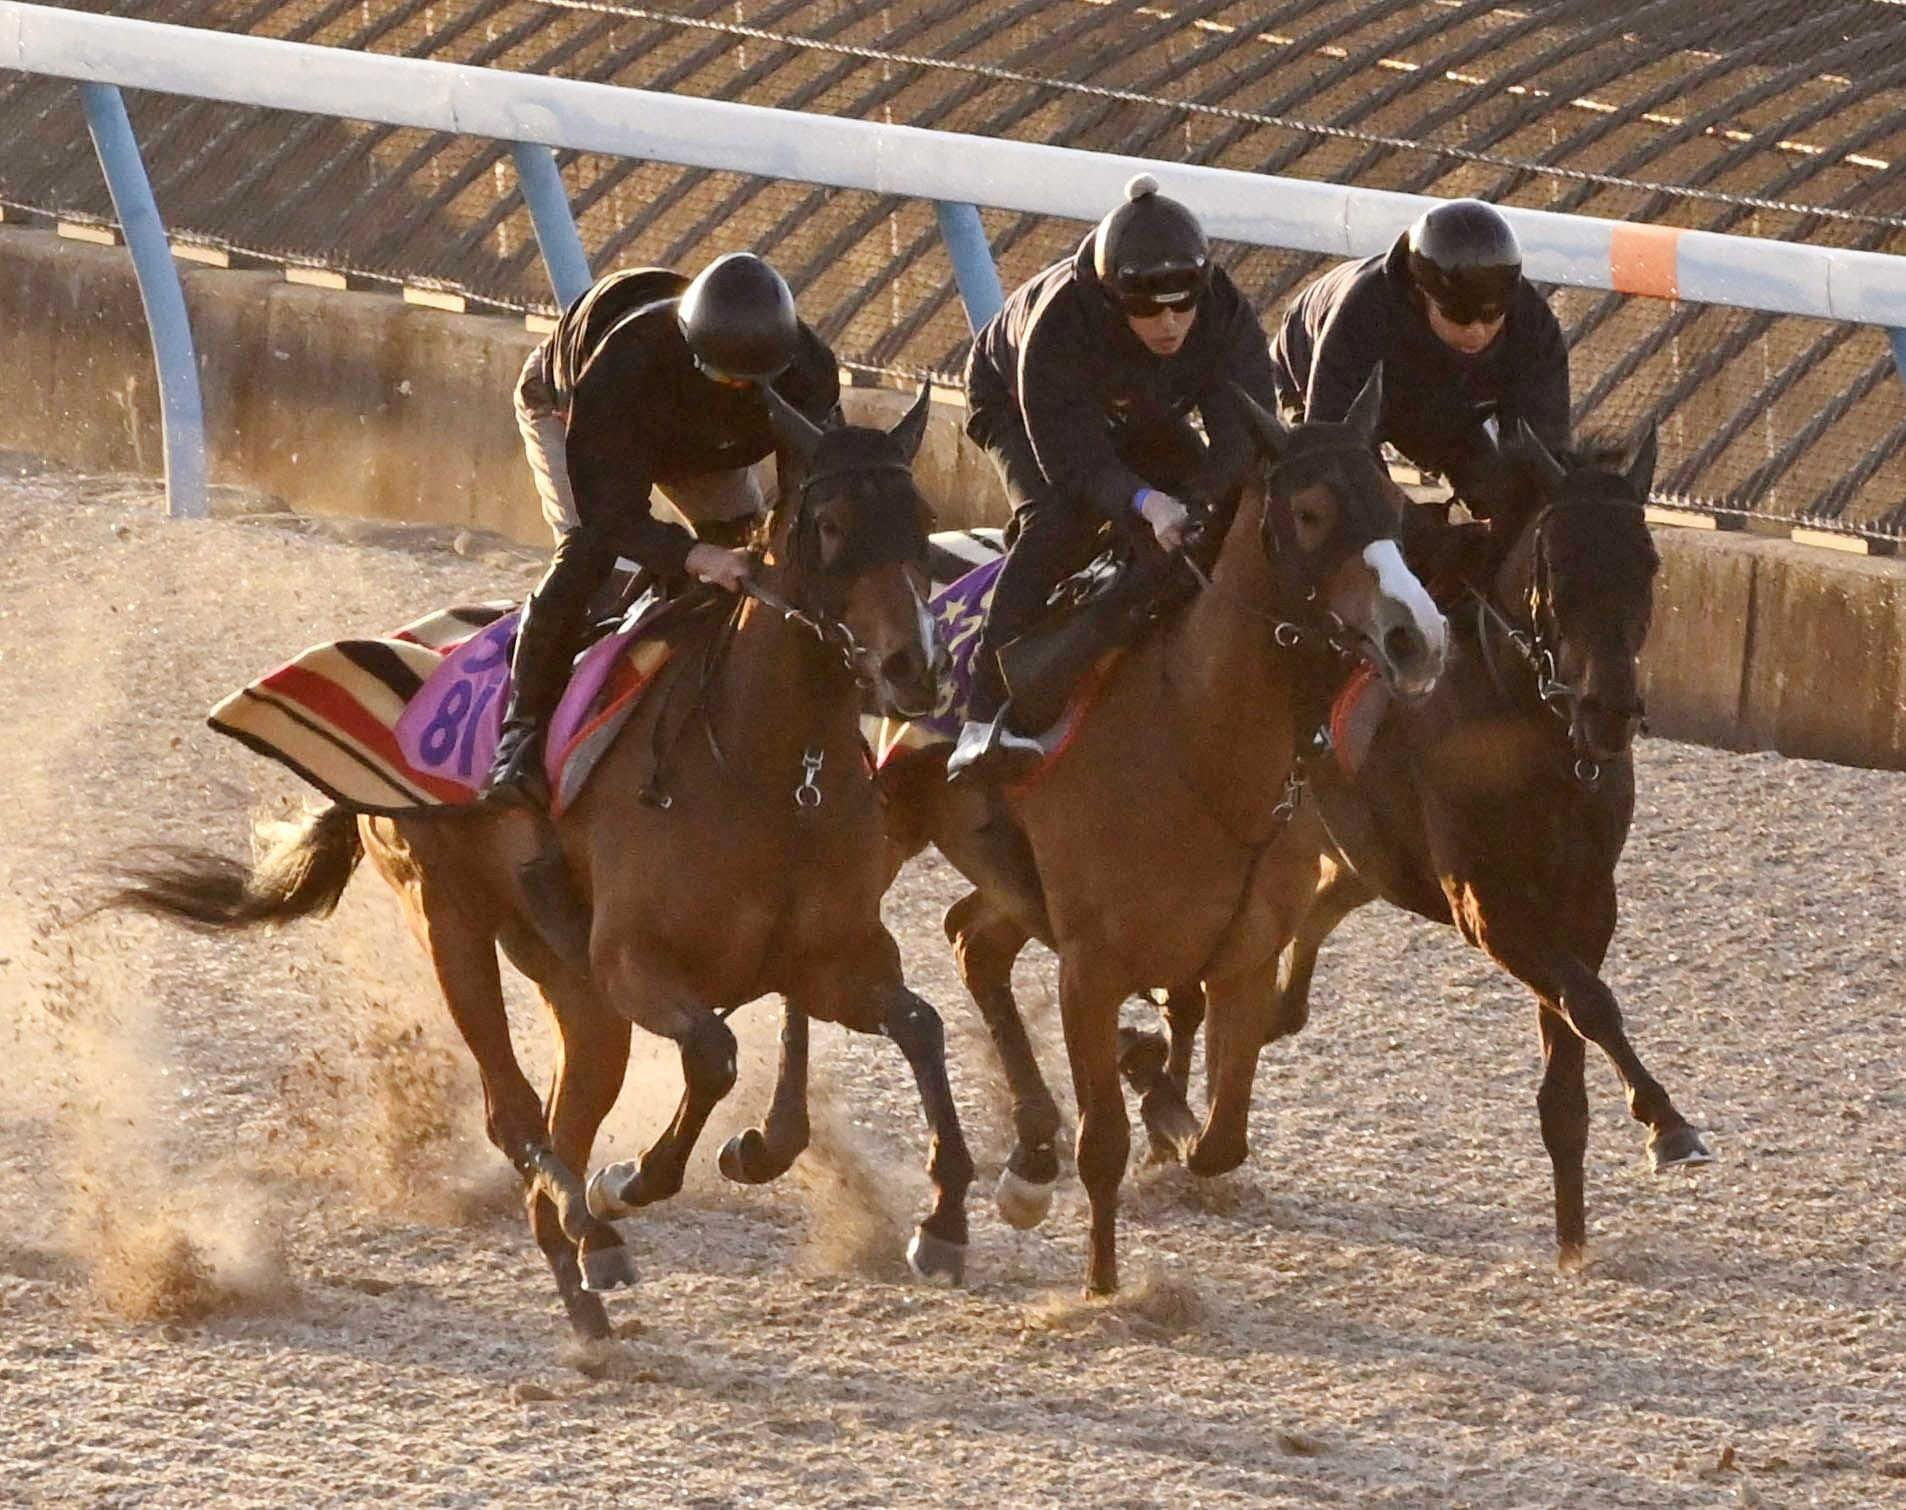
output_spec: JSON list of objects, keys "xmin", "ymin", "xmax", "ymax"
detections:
[
  {"xmin": 869, "ymin": 538, "xmax": 1119, "ymax": 784},
  {"xmin": 210, "ymin": 601, "xmax": 676, "ymax": 817},
  {"xmin": 1329, "ymin": 660, "xmax": 1391, "ymax": 778}
]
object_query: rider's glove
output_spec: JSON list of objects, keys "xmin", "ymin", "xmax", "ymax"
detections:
[{"xmin": 1134, "ymin": 488, "xmax": 1190, "ymax": 552}]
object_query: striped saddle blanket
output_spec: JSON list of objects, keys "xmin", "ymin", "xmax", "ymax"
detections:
[{"xmin": 209, "ymin": 600, "xmax": 677, "ymax": 817}]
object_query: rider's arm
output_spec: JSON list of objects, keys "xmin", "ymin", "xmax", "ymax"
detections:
[
  {"xmin": 564, "ymin": 341, "xmax": 699, "ymax": 577},
  {"xmin": 1301, "ymin": 286, "xmax": 1390, "ymax": 429},
  {"xmin": 1516, "ymin": 299, "xmax": 1572, "ymax": 453},
  {"xmin": 1195, "ymin": 288, "xmax": 1283, "ymax": 500},
  {"xmin": 1017, "ymin": 298, "xmax": 1149, "ymax": 523}
]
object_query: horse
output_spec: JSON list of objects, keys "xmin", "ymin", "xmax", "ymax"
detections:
[
  {"xmin": 1223, "ymin": 422, "xmax": 1712, "ymax": 1267},
  {"xmin": 753, "ymin": 371, "xmax": 1449, "ymax": 1294},
  {"xmin": 105, "ymin": 386, "xmax": 976, "ymax": 1339}
]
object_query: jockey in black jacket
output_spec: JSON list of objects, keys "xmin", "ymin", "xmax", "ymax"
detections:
[
  {"xmin": 484, "ymin": 252, "xmax": 840, "ymax": 807},
  {"xmin": 946, "ymin": 173, "xmax": 1282, "ymax": 780},
  {"xmin": 1269, "ymin": 198, "xmax": 1569, "ymax": 523}
]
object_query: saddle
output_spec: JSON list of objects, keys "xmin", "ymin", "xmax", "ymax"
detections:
[{"xmin": 996, "ymin": 540, "xmax": 1199, "ymax": 735}]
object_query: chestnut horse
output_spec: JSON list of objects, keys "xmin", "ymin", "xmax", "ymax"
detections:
[
  {"xmin": 760, "ymin": 373, "xmax": 1448, "ymax": 1294},
  {"xmin": 1245, "ymin": 424, "xmax": 1712, "ymax": 1265},
  {"xmin": 107, "ymin": 388, "xmax": 974, "ymax": 1338}
]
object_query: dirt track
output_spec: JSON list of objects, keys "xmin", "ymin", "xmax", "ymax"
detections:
[{"xmin": 2, "ymin": 460, "xmax": 1903, "ymax": 1507}]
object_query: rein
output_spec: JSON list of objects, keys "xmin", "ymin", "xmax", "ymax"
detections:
[
  {"xmin": 634, "ymin": 458, "xmax": 923, "ymax": 811},
  {"xmin": 1468, "ymin": 504, "xmax": 1607, "ymax": 789}
]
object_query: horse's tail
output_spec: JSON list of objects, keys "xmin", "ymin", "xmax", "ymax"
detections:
[{"xmin": 104, "ymin": 803, "xmax": 365, "ymax": 930}]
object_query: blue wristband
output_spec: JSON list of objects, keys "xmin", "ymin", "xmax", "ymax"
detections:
[{"xmin": 1133, "ymin": 487, "xmax": 1156, "ymax": 514}]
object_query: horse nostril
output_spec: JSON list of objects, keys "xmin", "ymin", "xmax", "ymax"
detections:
[
  {"xmin": 881, "ymin": 647, "xmax": 922, "ymax": 685},
  {"xmin": 1383, "ymin": 624, "xmax": 1419, "ymax": 667}
]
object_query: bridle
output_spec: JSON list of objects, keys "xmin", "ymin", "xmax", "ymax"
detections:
[
  {"xmin": 639, "ymin": 452, "xmax": 931, "ymax": 812},
  {"xmin": 1160, "ymin": 440, "xmax": 1398, "ymax": 847},
  {"xmin": 1471, "ymin": 498, "xmax": 1648, "ymax": 788}
]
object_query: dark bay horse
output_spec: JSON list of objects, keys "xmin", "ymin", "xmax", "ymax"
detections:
[
  {"xmin": 108, "ymin": 388, "xmax": 975, "ymax": 1338},
  {"xmin": 869, "ymin": 373, "xmax": 1449, "ymax": 1294},
  {"xmin": 1254, "ymin": 424, "xmax": 1713, "ymax": 1266}
]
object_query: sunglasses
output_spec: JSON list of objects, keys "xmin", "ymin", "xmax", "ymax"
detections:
[
  {"xmin": 1120, "ymin": 288, "xmax": 1203, "ymax": 320},
  {"xmin": 1432, "ymin": 299, "xmax": 1506, "ymax": 329}
]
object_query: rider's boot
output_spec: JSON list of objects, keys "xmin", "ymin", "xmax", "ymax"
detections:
[
  {"xmin": 483, "ymin": 530, "xmax": 601, "ymax": 812},
  {"xmin": 946, "ymin": 650, "xmax": 1042, "ymax": 783}
]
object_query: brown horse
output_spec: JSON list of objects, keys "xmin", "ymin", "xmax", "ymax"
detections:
[
  {"xmin": 107, "ymin": 388, "xmax": 975, "ymax": 1338},
  {"xmin": 1244, "ymin": 424, "xmax": 1712, "ymax": 1267},
  {"xmin": 861, "ymin": 373, "xmax": 1448, "ymax": 1294}
]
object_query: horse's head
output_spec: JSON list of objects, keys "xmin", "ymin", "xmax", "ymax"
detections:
[
  {"xmin": 760, "ymin": 382, "xmax": 946, "ymax": 717},
  {"xmin": 1230, "ymin": 367, "xmax": 1447, "ymax": 697},
  {"xmin": 1500, "ymin": 421, "xmax": 1661, "ymax": 765}
]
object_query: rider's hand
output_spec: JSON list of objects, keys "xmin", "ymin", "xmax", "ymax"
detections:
[
  {"xmin": 684, "ymin": 543, "xmax": 753, "ymax": 593},
  {"xmin": 1137, "ymin": 489, "xmax": 1191, "ymax": 552}
]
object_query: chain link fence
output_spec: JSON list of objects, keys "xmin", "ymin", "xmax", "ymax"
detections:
[{"xmin": 4, "ymin": 0, "xmax": 1906, "ymax": 538}]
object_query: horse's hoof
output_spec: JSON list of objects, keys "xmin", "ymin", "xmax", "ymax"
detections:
[
  {"xmin": 1650, "ymin": 1126, "xmax": 1714, "ymax": 1172},
  {"xmin": 579, "ymin": 1244, "xmax": 638, "ymax": 1293},
  {"xmin": 995, "ymin": 1168, "xmax": 1055, "ymax": 1230},
  {"xmin": 905, "ymin": 1228, "xmax": 966, "ymax": 1286},
  {"xmin": 1186, "ymin": 1136, "xmax": 1248, "ymax": 1179},
  {"xmin": 585, "ymin": 1162, "xmax": 636, "ymax": 1221},
  {"xmin": 1117, "ymin": 1028, "xmax": 1169, "ymax": 1091},
  {"xmin": 718, "ymin": 1129, "xmax": 770, "ymax": 1185}
]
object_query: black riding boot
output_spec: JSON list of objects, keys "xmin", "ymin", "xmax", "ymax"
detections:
[{"xmin": 484, "ymin": 530, "xmax": 602, "ymax": 810}]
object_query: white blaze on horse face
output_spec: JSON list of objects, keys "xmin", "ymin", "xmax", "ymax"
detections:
[{"xmin": 1362, "ymin": 538, "xmax": 1447, "ymax": 696}]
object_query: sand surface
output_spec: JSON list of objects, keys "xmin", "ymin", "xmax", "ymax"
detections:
[{"xmin": 1, "ymin": 460, "xmax": 1902, "ymax": 1507}]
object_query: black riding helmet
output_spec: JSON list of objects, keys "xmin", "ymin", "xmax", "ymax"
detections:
[
  {"xmin": 1405, "ymin": 199, "xmax": 1521, "ymax": 325},
  {"xmin": 677, "ymin": 252, "xmax": 801, "ymax": 383},
  {"xmin": 1093, "ymin": 173, "xmax": 1211, "ymax": 313}
]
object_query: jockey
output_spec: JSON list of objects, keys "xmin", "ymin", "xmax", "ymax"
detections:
[
  {"xmin": 946, "ymin": 173, "xmax": 1282, "ymax": 781},
  {"xmin": 1268, "ymin": 198, "xmax": 1570, "ymax": 524},
  {"xmin": 484, "ymin": 252, "xmax": 841, "ymax": 807}
]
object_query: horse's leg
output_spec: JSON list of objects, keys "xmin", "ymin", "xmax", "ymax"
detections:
[
  {"xmin": 1464, "ymin": 893, "xmax": 1710, "ymax": 1214},
  {"xmin": 1117, "ymin": 983, "xmax": 1204, "ymax": 1165},
  {"xmin": 945, "ymin": 888, "xmax": 1064, "ymax": 1229},
  {"xmin": 1058, "ymin": 948, "xmax": 1132, "ymax": 1296},
  {"xmin": 368, "ymin": 841, "xmax": 628, "ymax": 1334},
  {"xmin": 584, "ymin": 1007, "xmax": 736, "ymax": 1216},
  {"xmin": 880, "ymin": 983, "xmax": 975, "ymax": 1284},
  {"xmin": 718, "ymin": 1000, "xmax": 811, "ymax": 1185},
  {"xmin": 1183, "ymin": 960, "xmax": 1276, "ymax": 1178},
  {"xmin": 1535, "ymin": 1007, "xmax": 1590, "ymax": 1267},
  {"xmin": 1269, "ymin": 861, "xmax": 1377, "ymax": 1045},
  {"xmin": 1566, "ymin": 883, "xmax": 1712, "ymax": 1173},
  {"xmin": 579, "ymin": 938, "xmax": 735, "ymax": 1220},
  {"xmin": 533, "ymin": 977, "xmax": 638, "ymax": 1317}
]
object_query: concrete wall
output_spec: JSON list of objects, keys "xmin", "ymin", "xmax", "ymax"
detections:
[{"xmin": 2, "ymin": 226, "xmax": 1901, "ymax": 771}]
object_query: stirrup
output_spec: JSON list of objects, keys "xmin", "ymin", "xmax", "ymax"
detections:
[{"xmin": 945, "ymin": 713, "xmax": 1043, "ymax": 783}]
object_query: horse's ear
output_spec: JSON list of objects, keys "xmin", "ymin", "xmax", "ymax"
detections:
[
  {"xmin": 889, "ymin": 380, "xmax": 932, "ymax": 464},
  {"xmin": 760, "ymin": 382, "xmax": 827, "ymax": 465},
  {"xmin": 1344, "ymin": 362, "xmax": 1384, "ymax": 445},
  {"xmin": 1513, "ymin": 418, "xmax": 1568, "ymax": 491},
  {"xmin": 1624, "ymin": 423, "xmax": 1658, "ymax": 501},
  {"xmin": 1229, "ymin": 381, "xmax": 1291, "ymax": 458}
]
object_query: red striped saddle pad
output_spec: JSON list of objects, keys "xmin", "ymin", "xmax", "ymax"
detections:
[{"xmin": 208, "ymin": 602, "xmax": 675, "ymax": 816}]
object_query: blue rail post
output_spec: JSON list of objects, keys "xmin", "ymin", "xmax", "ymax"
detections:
[
  {"xmin": 933, "ymin": 201, "xmax": 1005, "ymax": 333},
  {"xmin": 511, "ymin": 142, "xmax": 591, "ymax": 310},
  {"xmin": 1891, "ymin": 327, "xmax": 1906, "ymax": 399},
  {"xmin": 79, "ymin": 82, "xmax": 207, "ymax": 520}
]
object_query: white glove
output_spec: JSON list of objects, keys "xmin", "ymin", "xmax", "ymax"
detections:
[
  {"xmin": 683, "ymin": 543, "xmax": 753, "ymax": 593},
  {"xmin": 1137, "ymin": 489, "xmax": 1191, "ymax": 552}
]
